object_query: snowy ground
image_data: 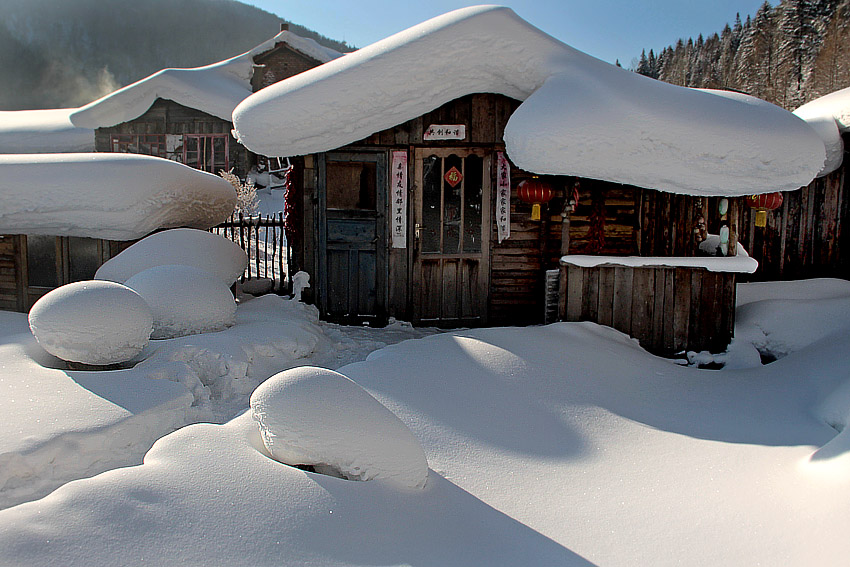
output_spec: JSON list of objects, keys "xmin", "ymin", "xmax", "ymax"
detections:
[{"xmin": 1, "ymin": 280, "xmax": 849, "ymax": 565}]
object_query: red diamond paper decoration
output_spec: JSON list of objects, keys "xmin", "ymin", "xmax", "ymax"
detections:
[{"xmin": 444, "ymin": 166, "xmax": 463, "ymax": 188}]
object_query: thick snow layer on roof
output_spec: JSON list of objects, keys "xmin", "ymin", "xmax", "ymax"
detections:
[
  {"xmin": 0, "ymin": 109, "xmax": 94, "ymax": 153},
  {"xmin": 793, "ymin": 87, "xmax": 850, "ymax": 176},
  {"xmin": 0, "ymin": 154, "xmax": 236, "ymax": 240},
  {"xmin": 70, "ymin": 31, "xmax": 342, "ymax": 129},
  {"xmin": 233, "ymin": 5, "xmax": 824, "ymax": 196}
]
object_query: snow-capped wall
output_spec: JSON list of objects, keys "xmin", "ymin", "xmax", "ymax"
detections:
[
  {"xmin": 0, "ymin": 154, "xmax": 236, "ymax": 240},
  {"xmin": 233, "ymin": 5, "xmax": 824, "ymax": 197},
  {"xmin": 70, "ymin": 30, "xmax": 342, "ymax": 129}
]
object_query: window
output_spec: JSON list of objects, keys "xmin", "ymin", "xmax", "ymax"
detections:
[
  {"xmin": 26, "ymin": 236, "xmax": 106, "ymax": 289},
  {"xmin": 183, "ymin": 134, "xmax": 229, "ymax": 173},
  {"xmin": 110, "ymin": 134, "xmax": 167, "ymax": 157}
]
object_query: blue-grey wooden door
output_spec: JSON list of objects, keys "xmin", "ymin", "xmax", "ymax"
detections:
[{"xmin": 318, "ymin": 152, "xmax": 387, "ymax": 325}]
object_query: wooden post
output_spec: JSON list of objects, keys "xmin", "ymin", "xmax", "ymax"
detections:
[
  {"xmin": 728, "ymin": 198, "xmax": 739, "ymax": 257},
  {"xmin": 560, "ymin": 199, "xmax": 571, "ymax": 256}
]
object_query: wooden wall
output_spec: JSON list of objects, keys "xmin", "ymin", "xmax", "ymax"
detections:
[
  {"xmin": 0, "ymin": 235, "xmax": 23, "ymax": 312},
  {"xmin": 559, "ymin": 263, "xmax": 737, "ymax": 354}
]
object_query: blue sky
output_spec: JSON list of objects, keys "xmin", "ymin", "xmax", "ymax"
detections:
[{"xmin": 243, "ymin": 1, "xmax": 767, "ymax": 66}]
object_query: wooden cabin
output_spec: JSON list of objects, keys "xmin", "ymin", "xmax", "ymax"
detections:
[
  {"xmin": 95, "ymin": 25, "xmax": 334, "ymax": 177},
  {"xmin": 281, "ymin": 92, "xmax": 762, "ymax": 353}
]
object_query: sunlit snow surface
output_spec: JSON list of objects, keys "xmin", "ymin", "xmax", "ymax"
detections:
[
  {"xmin": 1, "ymin": 280, "xmax": 849, "ymax": 565},
  {"xmin": 233, "ymin": 5, "xmax": 824, "ymax": 196}
]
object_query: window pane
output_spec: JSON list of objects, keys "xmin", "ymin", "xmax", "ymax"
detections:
[
  {"xmin": 26, "ymin": 235, "xmax": 58, "ymax": 288},
  {"xmin": 463, "ymin": 154, "xmax": 483, "ymax": 253},
  {"xmin": 68, "ymin": 237, "xmax": 101, "ymax": 282},
  {"xmin": 442, "ymin": 154, "xmax": 462, "ymax": 254},
  {"xmin": 326, "ymin": 161, "xmax": 376, "ymax": 211},
  {"xmin": 421, "ymin": 155, "xmax": 441, "ymax": 253}
]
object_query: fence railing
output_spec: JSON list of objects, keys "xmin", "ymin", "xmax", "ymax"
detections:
[{"xmin": 210, "ymin": 212, "xmax": 288, "ymax": 292}]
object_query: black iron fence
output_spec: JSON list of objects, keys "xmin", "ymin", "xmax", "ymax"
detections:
[{"xmin": 210, "ymin": 212, "xmax": 289, "ymax": 292}]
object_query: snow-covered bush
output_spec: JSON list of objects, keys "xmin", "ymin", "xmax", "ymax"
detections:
[
  {"xmin": 125, "ymin": 265, "xmax": 237, "ymax": 339},
  {"xmin": 95, "ymin": 228, "xmax": 247, "ymax": 286},
  {"xmin": 28, "ymin": 281, "xmax": 153, "ymax": 365},
  {"xmin": 250, "ymin": 366, "xmax": 428, "ymax": 489},
  {"xmin": 219, "ymin": 169, "xmax": 259, "ymax": 215}
]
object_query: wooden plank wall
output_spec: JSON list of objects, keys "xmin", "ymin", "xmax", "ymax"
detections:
[
  {"xmin": 0, "ymin": 235, "xmax": 24, "ymax": 312},
  {"xmin": 559, "ymin": 263, "xmax": 736, "ymax": 354}
]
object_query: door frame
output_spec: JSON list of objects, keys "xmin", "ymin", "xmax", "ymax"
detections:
[
  {"xmin": 411, "ymin": 147, "xmax": 491, "ymax": 326},
  {"xmin": 316, "ymin": 150, "xmax": 388, "ymax": 324}
]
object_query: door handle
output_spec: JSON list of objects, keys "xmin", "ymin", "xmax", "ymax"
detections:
[{"xmin": 415, "ymin": 223, "xmax": 422, "ymax": 240}]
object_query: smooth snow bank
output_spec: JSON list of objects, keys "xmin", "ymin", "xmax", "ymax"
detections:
[
  {"xmin": 0, "ymin": 154, "xmax": 236, "ymax": 240},
  {"xmin": 734, "ymin": 278, "xmax": 850, "ymax": 359},
  {"xmin": 28, "ymin": 281, "xmax": 153, "ymax": 365},
  {"xmin": 233, "ymin": 5, "xmax": 824, "ymax": 196},
  {"xmin": 95, "ymin": 228, "xmax": 247, "ymax": 285},
  {"xmin": 0, "ymin": 109, "xmax": 94, "ymax": 153},
  {"xmin": 0, "ymin": 311, "xmax": 192, "ymax": 510},
  {"xmin": 125, "ymin": 265, "xmax": 237, "ymax": 339},
  {"xmin": 70, "ymin": 31, "xmax": 342, "ymax": 129},
  {"xmin": 251, "ymin": 367, "xmax": 428, "ymax": 489}
]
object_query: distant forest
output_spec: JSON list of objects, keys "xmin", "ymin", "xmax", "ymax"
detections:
[
  {"xmin": 0, "ymin": 0, "xmax": 352, "ymax": 110},
  {"xmin": 634, "ymin": 0, "xmax": 850, "ymax": 110}
]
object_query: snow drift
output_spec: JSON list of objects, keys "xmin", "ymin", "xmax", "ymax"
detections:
[
  {"xmin": 794, "ymin": 85, "xmax": 850, "ymax": 177},
  {"xmin": 251, "ymin": 367, "xmax": 429, "ymax": 489},
  {"xmin": 0, "ymin": 154, "xmax": 236, "ymax": 240},
  {"xmin": 95, "ymin": 228, "xmax": 247, "ymax": 285},
  {"xmin": 28, "ymin": 280, "xmax": 153, "ymax": 365},
  {"xmin": 233, "ymin": 5, "xmax": 824, "ymax": 196},
  {"xmin": 125, "ymin": 265, "xmax": 237, "ymax": 339}
]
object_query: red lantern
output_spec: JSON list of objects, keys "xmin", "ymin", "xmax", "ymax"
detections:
[
  {"xmin": 745, "ymin": 192, "xmax": 783, "ymax": 228},
  {"xmin": 517, "ymin": 178, "xmax": 556, "ymax": 221}
]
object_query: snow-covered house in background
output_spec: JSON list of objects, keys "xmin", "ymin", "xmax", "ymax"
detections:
[
  {"xmin": 0, "ymin": 154, "xmax": 236, "ymax": 312},
  {"xmin": 0, "ymin": 109, "xmax": 95, "ymax": 154},
  {"xmin": 232, "ymin": 5, "xmax": 825, "ymax": 354},
  {"xmin": 70, "ymin": 25, "xmax": 342, "ymax": 177}
]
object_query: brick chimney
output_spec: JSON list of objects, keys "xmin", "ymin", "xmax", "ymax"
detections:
[{"xmin": 280, "ymin": 23, "xmax": 289, "ymax": 32}]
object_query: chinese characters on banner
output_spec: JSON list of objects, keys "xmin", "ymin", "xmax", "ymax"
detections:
[
  {"xmin": 423, "ymin": 124, "xmax": 466, "ymax": 141},
  {"xmin": 496, "ymin": 151, "xmax": 511, "ymax": 243},
  {"xmin": 391, "ymin": 151, "xmax": 408, "ymax": 248}
]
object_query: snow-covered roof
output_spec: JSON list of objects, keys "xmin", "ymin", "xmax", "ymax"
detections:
[
  {"xmin": 0, "ymin": 109, "xmax": 94, "ymax": 154},
  {"xmin": 0, "ymin": 153, "xmax": 236, "ymax": 240},
  {"xmin": 232, "ymin": 5, "xmax": 824, "ymax": 197},
  {"xmin": 70, "ymin": 31, "xmax": 342, "ymax": 129},
  {"xmin": 793, "ymin": 86, "xmax": 850, "ymax": 177}
]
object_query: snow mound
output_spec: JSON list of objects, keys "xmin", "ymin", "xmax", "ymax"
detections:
[
  {"xmin": 250, "ymin": 366, "xmax": 428, "ymax": 489},
  {"xmin": 70, "ymin": 30, "xmax": 342, "ymax": 129},
  {"xmin": 0, "ymin": 153, "xmax": 236, "ymax": 240},
  {"xmin": 125, "ymin": 265, "xmax": 236, "ymax": 339},
  {"xmin": 233, "ymin": 5, "xmax": 823, "ymax": 196},
  {"xmin": 0, "ymin": 109, "xmax": 94, "ymax": 154},
  {"xmin": 795, "ymin": 85, "xmax": 850, "ymax": 133},
  {"xmin": 28, "ymin": 281, "xmax": 153, "ymax": 365},
  {"xmin": 95, "ymin": 228, "xmax": 247, "ymax": 286}
]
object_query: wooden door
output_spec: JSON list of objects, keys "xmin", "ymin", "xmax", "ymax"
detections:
[
  {"xmin": 413, "ymin": 148, "xmax": 490, "ymax": 326},
  {"xmin": 318, "ymin": 152, "xmax": 387, "ymax": 325}
]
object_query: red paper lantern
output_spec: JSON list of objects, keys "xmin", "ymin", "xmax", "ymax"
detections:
[
  {"xmin": 745, "ymin": 192, "xmax": 783, "ymax": 227},
  {"xmin": 517, "ymin": 178, "xmax": 556, "ymax": 220}
]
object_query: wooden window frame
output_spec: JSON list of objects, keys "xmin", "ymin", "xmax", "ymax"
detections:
[{"xmin": 182, "ymin": 133, "xmax": 229, "ymax": 173}]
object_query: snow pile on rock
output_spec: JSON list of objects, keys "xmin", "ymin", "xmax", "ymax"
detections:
[
  {"xmin": 125, "ymin": 265, "xmax": 237, "ymax": 339},
  {"xmin": 28, "ymin": 281, "xmax": 153, "ymax": 365},
  {"xmin": 0, "ymin": 154, "xmax": 236, "ymax": 240},
  {"xmin": 233, "ymin": 5, "xmax": 824, "ymax": 196},
  {"xmin": 95, "ymin": 228, "xmax": 247, "ymax": 286},
  {"xmin": 251, "ymin": 366, "xmax": 429, "ymax": 489}
]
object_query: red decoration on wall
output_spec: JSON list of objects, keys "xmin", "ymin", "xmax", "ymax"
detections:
[
  {"xmin": 444, "ymin": 166, "xmax": 463, "ymax": 188},
  {"xmin": 517, "ymin": 178, "xmax": 556, "ymax": 221},
  {"xmin": 745, "ymin": 192, "xmax": 784, "ymax": 211}
]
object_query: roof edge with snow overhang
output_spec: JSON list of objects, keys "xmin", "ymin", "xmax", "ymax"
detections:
[{"xmin": 232, "ymin": 5, "xmax": 825, "ymax": 197}]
